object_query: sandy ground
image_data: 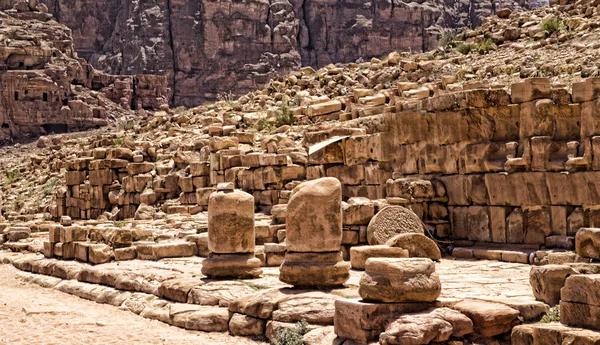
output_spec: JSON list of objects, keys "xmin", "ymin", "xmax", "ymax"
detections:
[{"xmin": 0, "ymin": 264, "xmax": 268, "ymax": 345}]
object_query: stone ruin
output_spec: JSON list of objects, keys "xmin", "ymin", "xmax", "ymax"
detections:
[{"xmin": 0, "ymin": 1, "xmax": 169, "ymax": 143}]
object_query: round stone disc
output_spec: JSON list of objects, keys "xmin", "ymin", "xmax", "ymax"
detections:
[{"xmin": 366, "ymin": 206, "xmax": 424, "ymax": 245}]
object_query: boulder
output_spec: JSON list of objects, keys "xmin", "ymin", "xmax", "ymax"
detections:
[
  {"xmin": 358, "ymin": 258, "xmax": 441, "ymax": 303},
  {"xmin": 367, "ymin": 206, "xmax": 424, "ymax": 245},
  {"xmin": 385, "ymin": 233, "xmax": 441, "ymax": 261}
]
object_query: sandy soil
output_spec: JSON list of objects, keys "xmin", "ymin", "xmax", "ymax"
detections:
[{"xmin": 0, "ymin": 264, "xmax": 268, "ymax": 345}]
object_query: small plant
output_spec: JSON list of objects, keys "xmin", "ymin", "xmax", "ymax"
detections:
[
  {"xmin": 438, "ymin": 29, "xmax": 457, "ymax": 48},
  {"xmin": 13, "ymin": 195, "xmax": 26, "ymax": 211},
  {"xmin": 257, "ymin": 117, "xmax": 275, "ymax": 132},
  {"xmin": 540, "ymin": 17, "xmax": 565, "ymax": 35},
  {"xmin": 113, "ymin": 221, "xmax": 128, "ymax": 228},
  {"xmin": 272, "ymin": 320, "xmax": 310, "ymax": 345},
  {"xmin": 42, "ymin": 177, "xmax": 59, "ymax": 196},
  {"xmin": 173, "ymin": 106, "xmax": 186, "ymax": 114},
  {"xmin": 541, "ymin": 306, "xmax": 560, "ymax": 323},
  {"xmin": 456, "ymin": 42, "xmax": 477, "ymax": 55},
  {"xmin": 275, "ymin": 104, "xmax": 294, "ymax": 128},
  {"xmin": 477, "ymin": 38, "xmax": 497, "ymax": 54},
  {"xmin": 4, "ymin": 170, "xmax": 20, "ymax": 185},
  {"xmin": 217, "ymin": 91, "xmax": 239, "ymax": 108},
  {"xmin": 235, "ymin": 279, "xmax": 259, "ymax": 291},
  {"xmin": 123, "ymin": 121, "xmax": 137, "ymax": 131},
  {"xmin": 112, "ymin": 137, "xmax": 124, "ymax": 147}
]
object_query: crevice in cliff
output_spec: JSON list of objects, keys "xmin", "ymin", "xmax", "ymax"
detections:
[
  {"xmin": 165, "ymin": 0, "xmax": 176, "ymax": 105},
  {"xmin": 267, "ymin": 0, "xmax": 274, "ymax": 52},
  {"xmin": 421, "ymin": 8, "xmax": 425, "ymax": 53}
]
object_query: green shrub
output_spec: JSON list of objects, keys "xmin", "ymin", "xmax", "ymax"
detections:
[
  {"xmin": 42, "ymin": 177, "xmax": 59, "ymax": 196},
  {"xmin": 477, "ymin": 38, "xmax": 497, "ymax": 53},
  {"xmin": 112, "ymin": 137, "xmax": 124, "ymax": 147},
  {"xmin": 438, "ymin": 29, "xmax": 457, "ymax": 48},
  {"xmin": 456, "ymin": 42, "xmax": 477, "ymax": 55},
  {"xmin": 540, "ymin": 17, "xmax": 565, "ymax": 35},
  {"xmin": 541, "ymin": 306, "xmax": 560, "ymax": 323},
  {"xmin": 275, "ymin": 104, "xmax": 294, "ymax": 128},
  {"xmin": 272, "ymin": 320, "xmax": 310, "ymax": 345},
  {"xmin": 4, "ymin": 170, "xmax": 20, "ymax": 185}
]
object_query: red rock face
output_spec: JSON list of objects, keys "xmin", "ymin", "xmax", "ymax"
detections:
[
  {"xmin": 38, "ymin": 0, "xmax": 530, "ymax": 107},
  {"xmin": 0, "ymin": 2, "xmax": 169, "ymax": 143}
]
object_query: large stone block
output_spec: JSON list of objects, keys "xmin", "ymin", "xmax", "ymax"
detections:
[
  {"xmin": 358, "ymin": 258, "xmax": 441, "ymax": 303},
  {"xmin": 576, "ymin": 228, "xmax": 600, "ymax": 260},
  {"xmin": 453, "ymin": 300, "xmax": 520, "ymax": 337},
  {"xmin": 286, "ymin": 178, "xmax": 342, "ymax": 252},
  {"xmin": 279, "ymin": 251, "xmax": 350, "ymax": 287},
  {"xmin": 350, "ymin": 245, "xmax": 408, "ymax": 270},
  {"xmin": 333, "ymin": 298, "xmax": 434, "ymax": 344},
  {"xmin": 529, "ymin": 264, "xmax": 576, "ymax": 306},
  {"xmin": 208, "ymin": 189, "xmax": 255, "ymax": 254}
]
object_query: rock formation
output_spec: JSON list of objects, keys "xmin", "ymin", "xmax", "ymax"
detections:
[
  {"xmin": 35, "ymin": 0, "xmax": 530, "ymax": 106},
  {"xmin": 0, "ymin": 1, "xmax": 169, "ymax": 143}
]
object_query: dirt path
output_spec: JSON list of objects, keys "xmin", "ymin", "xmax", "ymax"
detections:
[{"xmin": 0, "ymin": 264, "xmax": 267, "ymax": 345}]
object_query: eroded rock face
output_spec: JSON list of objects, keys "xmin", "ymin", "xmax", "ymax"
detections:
[
  {"xmin": 0, "ymin": 4, "xmax": 168, "ymax": 143},
  {"xmin": 37, "ymin": 0, "xmax": 530, "ymax": 106}
]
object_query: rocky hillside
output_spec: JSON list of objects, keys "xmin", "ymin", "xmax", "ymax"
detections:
[{"xmin": 37, "ymin": 0, "xmax": 530, "ymax": 107}]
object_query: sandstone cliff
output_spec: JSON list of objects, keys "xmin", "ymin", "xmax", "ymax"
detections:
[
  {"xmin": 39, "ymin": 0, "xmax": 530, "ymax": 107},
  {"xmin": 0, "ymin": 1, "xmax": 169, "ymax": 143}
]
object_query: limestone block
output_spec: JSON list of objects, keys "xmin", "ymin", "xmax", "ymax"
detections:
[
  {"xmin": 576, "ymin": 228, "xmax": 600, "ymax": 260},
  {"xmin": 229, "ymin": 313, "xmax": 266, "ymax": 336},
  {"xmin": 343, "ymin": 198, "xmax": 375, "ymax": 225},
  {"xmin": 453, "ymin": 300, "xmax": 520, "ymax": 337},
  {"xmin": 350, "ymin": 245, "xmax": 408, "ymax": 270},
  {"xmin": 208, "ymin": 189, "xmax": 255, "ymax": 254},
  {"xmin": 286, "ymin": 178, "xmax": 342, "ymax": 252},
  {"xmin": 279, "ymin": 251, "xmax": 350, "ymax": 287},
  {"xmin": 307, "ymin": 100, "xmax": 342, "ymax": 117},
  {"xmin": 511, "ymin": 78, "xmax": 551, "ymax": 103},
  {"xmin": 358, "ymin": 258, "xmax": 441, "ymax": 303},
  {"xmin": 529, "ymin": 264, "xmax": 576, "ymax": 306},
  {"xmin": 201, "ymin": 253, "xmax": 262, "ymax": 279},
  {"xmin": 333, "ymin": 298, "xmax": 433, "ymax": 344},
  {"xmin": 88, "ymin": 244, "xmax": 114, "ymax": 264}
]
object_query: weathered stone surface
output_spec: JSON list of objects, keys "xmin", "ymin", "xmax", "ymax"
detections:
[
  {"xmin": 453, "ymin": 300, "xmax": 520, "ymax": 337},
  {"xmin": 201, "ymin": 253, "xmax": 262, "ymax": 279},
  {"xmin": 333, "ymin": 298, "xmax": 434, "ymax": 344},
  {"xmin": 286, "ymin": 178, "xmax": 342, "ymax": 253},
  {"xmin": 367, "ymin": 206, "xmax": 424, "ymax": 245},
  {"xmin": 359, "ymin": 258, "xmax": 441, "ymax": 303},
  {"xmin": 279, "ymin": 251, "xmax": 350, "ymax": 287},
  {"xmin": 561, "ymin": 274, "xmax": 600, "ymax": 331},
  {"xmin": 350, "ymin": 245, "xmax": 408, "ymax": 270},
  {"xmin": 529, "ymin": 265, "xmax": 576, "ymax": 306},
  {"xmin": 208, "ymin": 189, "xmax": 255, "ymax": 254},
  {"xmin": 385, "ymin": 233, "xmax": 441, "ymax": 261},
  {"xmin": 576, "ymin": 228, "xmax": 600, "ymax": 260},
  {"xmin": 379, "ymin": 308, "xmax": 473, "ymax": 345},
  {"xmin": 228, "ymin": 313, "xmax": 266, "ymax": 336}
]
